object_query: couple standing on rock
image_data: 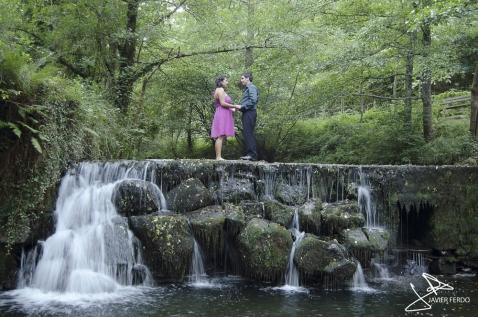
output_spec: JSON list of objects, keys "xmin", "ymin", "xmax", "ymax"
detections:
[{"xmin": 211, "ymin": 72, "xmax": 259, "ymax": 161}]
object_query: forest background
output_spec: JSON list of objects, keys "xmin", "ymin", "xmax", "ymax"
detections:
[{"xmin": 0, "ymin": 0, "xmax": 477, "ymax": 244}]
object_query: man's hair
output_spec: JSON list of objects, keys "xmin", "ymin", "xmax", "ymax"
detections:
[{"xmin": 242, "ymin": 72, "xmax": 253, "ymax": 82}]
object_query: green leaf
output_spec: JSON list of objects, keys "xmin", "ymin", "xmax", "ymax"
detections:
[
  {"xmin": 9, "ymin": 123, "xmax": 22, "ymax": 138},
  {"xmin": 31, "ymin": 137, "xmax": 43, "ymax": 154},
  {"xmin": 84, "ymin": 127, "xmax": 99, "ymax": 137},
  {"xmin": 17, "ymin": 121, "xmax": 40, "ymax": 134}
]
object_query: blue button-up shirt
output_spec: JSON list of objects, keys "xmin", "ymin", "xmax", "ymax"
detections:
[{"xmin": 240, "ymin": 83, "xmax": 259, "ymax": 111}]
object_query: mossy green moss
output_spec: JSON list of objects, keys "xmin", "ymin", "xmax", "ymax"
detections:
[
  {"xmin": 237, "ymin": 218, "xmax": 292, "ymax": 282},
  {"xmin": 263, "ymin": 200, "xmax": 294, "ymax": 227},
  {"xmin": 129, "ymin": 214, "xmax": 193, "ymax": 281}
]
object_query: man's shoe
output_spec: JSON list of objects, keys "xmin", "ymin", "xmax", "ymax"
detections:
[{"xmin": 240, "ymin": 155, "xmax": 253, "ymax": 160}]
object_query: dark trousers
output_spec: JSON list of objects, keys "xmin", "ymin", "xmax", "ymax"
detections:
[{"xmin": 241, "ymin": 109, "xmax": 257, "ymax": 159}]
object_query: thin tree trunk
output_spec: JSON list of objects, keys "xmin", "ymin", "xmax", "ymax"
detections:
[
  {"xmin": 115, "ymin": 0, "xmax": 140, "ymax": 113},
  {"xmin": 404, "ymin": 30, "xmax": 416, "ymax": 128},
  {"xmin": 421, "ymin": 20, "xmax": 433, "ymax": 141},
  {"xmin": 470, "ymin": 62, "xmax": 478, "ymax": 139},
  {"xmin": 245, "ymin": 0, "xmax": 255, "ymax": 69}
]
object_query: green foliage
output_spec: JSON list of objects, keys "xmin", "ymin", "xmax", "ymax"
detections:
[{"xmin": 272, "ymin": 103, "xmax": 478, "ymax": 165}]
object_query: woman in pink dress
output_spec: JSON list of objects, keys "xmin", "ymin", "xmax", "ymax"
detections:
[{"xmin": 211, "ymin": 76, "xmax": 241, "ymax": 160}]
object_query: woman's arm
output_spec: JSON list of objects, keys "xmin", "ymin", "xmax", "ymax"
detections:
[{"xmin": 215, "ymin": 88, "xmax": 241, "ymax": 109}]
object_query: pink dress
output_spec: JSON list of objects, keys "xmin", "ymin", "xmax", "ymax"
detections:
[{"xmin": 210, "ymin": 93, "xmax": 235, "ymax": 138}]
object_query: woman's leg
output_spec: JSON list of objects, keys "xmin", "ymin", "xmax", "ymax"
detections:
[{"xmin": 215, "ymin": 136, "xmax": 224, "ymax": 160}]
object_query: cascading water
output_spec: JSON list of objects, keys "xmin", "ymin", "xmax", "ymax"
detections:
[
  {"xmin": 358, "ymin": 169, "xmax": 378, "ymax": 228},
  {"xmin": 280, "ymin": 209, "xmax": 306, "ymax": 292},
  {"xmin": 351, "ymin": 262, "xmax": 373, "ymax": 291},
  {"xmin": 371, "ymin": 260, "xmax": 391, "ymax": 280},
  {"xmin": 189, "ymin": 239, "xmax": 210, "ymax": 287},
  {"xmin": 16, "ymin": 162, "xmax": 162, "ymax": 294}
]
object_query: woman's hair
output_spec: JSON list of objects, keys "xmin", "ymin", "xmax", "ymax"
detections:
[{"xmin": 215, "ymin": 75, "xmax": 227, "ymax": 88}]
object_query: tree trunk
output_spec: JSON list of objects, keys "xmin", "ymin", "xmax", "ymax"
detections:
[
  {"xmin": 245, "ymin": 0, "xmax": 255, "ymax": 69},
  {"xmin": 404, "ymin": 30, "xmax": 416, "ymax": 128},
  {"xmin": 115, "ymin": 0, "xmax": 140, "ymax": 113},
  {"xmin": 421, "ymin": 20, "xmax": 433, "ymax": 141},
  {"xmin": 471, "ymin": 62, "xmax": 478, "ymax": 139}
]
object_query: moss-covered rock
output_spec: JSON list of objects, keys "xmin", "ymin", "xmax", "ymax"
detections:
[
  {"xmin": 340, "ymin": 227, "xmax": 390, "ymax": 266},
  {"xmin": 321, "ymin": 201, "xmax": 365, "ymax": 235},
  {"xmin": 298, "ymin": 199, "xmax": 322, "ymax": 235},
  {"xmin": 294, "ymin": 234, "xmax": 356, "ymax": 284},
  {"xmin": 275, "ymin": 182, "xmax": 307, "ymax": 206},
  {"xmin": 165, "ymin": 178, "xmax": 212, "ymax": 213},
  {"xmin": 129, "ymin": 214, "xmax": 193, "ymax": 281},
  {"xmin": 112, "ymin": 179, "xmax": 160, "ymax": 216},
  {"xmin": 362, "ymin": 227, "xmax": 390, "ymax": 251},
  {"xmin": 237, "ymin": 218, "xmax": 292, "ymax": 282},
  {"xmin": 263, "ymin": 200, "xmax": 294, "ymax": 227}
]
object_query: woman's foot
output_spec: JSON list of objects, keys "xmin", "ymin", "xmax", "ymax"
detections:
[{"xmin": 216, "ymin": 157, "xmax": 225, "ymax": 161}]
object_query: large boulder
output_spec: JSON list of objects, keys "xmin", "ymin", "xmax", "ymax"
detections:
[
  {"xmin": 321, "ymin": 201, "xmax": 365, "ymax": 235},
  {"xmin": 215, "ymin": 178, "xmax": 256, "ymax": 203},
  {"xmin": 165, "ymin": 178, "xmax": 212, "ymax": 213},
  {"xmin": 263, "ymin": 200, "xmax": 294, "ymax": 227},
  {"xmin": 237, "ymin": 218, "xmax": 292, "ymax": 282},
  {"xmin": 129, "ymin": 214, "xmax": 193, "ymax": 281},
  {"xmin": 340, "ymin": 227, "xmax": 390, "ymax": 266},
  {"xmin": 298, "ymin": 199, "xmax": 322, "ymax": 235},
  {"xmin": 112, "ymin": 179, "xmax": 160, "ymax": 216},
  {"xmin": 187, "ymin": 205, "xmax": 226, "ymax": 267},
  {"xmin": 294, "ymin": 234, "xmax": 356, "ymax": 284},
  {"xmin": 275, "ymin": 182, "xmax": 307, "ymax": 206}
]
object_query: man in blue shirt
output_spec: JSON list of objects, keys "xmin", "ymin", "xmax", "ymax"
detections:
[{"xmin": 239, "ymin": 72, "xmax": 259, "ymax": 161}]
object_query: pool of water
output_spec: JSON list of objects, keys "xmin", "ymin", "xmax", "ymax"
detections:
[{"xmin": 0, "ymin": 274, "xmax": 476, "ymax": 317}]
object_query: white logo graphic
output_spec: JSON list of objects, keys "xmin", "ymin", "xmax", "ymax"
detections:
[{"xmin": 405, "ymin": 273, "xmax": 454, "ymax": 312}]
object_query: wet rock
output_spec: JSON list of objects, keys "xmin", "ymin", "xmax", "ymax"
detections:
[
  {"xmin": 298, "ymin": 199, "xmax": 322, "ymax": 235},
  {"xmin": 103, "ymin": 217, "xmax": 133, "ymax": 265},
  {"xmin": 263, "ymin": 200, "xmax": 294, "ymax": 227},
  {"xmin": 215, "ymin": 178, "xmax": 256, "ymax": 203},
  {"xmin": 294, "ymin": 234, "xmax": 356, "ymax": 283},
  {"xmin": 362, "ymin": 227, "xmax": 390, "ymax": 252},
  {"xmin": 224, "ymin": 203, "xmax": 246, "ymax": 237},
  {"xmin": 113, "ymin": 179, "xmax": 160, "ymax": 216},
  {"xmin": 275, "ymin": 182, "xmax": 307, "ymax": 206},
  {"xmin": 187, "ymin": 205, "xmax": 226, "ymax": 267},
  {"xmin": 131, "ymin": 264, "xmax": 149, "ymax": 285},
  {"xmin": 340, "ymin": 227, "xmax": 390, "ymax": 265},
  {"xmin": 240, "ymin": 201, "xmax": 266, "ymax": 220},
  {"xmin": 129, "ymin": 214, "xmax": 193, "ymax": 281},
  {"xmin": 321, "ymin": 201, "xmax": 365, "ymax": 235},
  {"xmin": 165, "ymin": 178, "xmax": 212, "ymax": 213},
  {"xmin": 237, "ymin": 218, "xmax": 292, "ymax": 282}
]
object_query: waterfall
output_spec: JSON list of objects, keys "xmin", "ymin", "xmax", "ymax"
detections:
[
  {"xmin": 282, "ymin": 209, "xmax": 306, "ymax": 291},
  {"xmin": 406, "ymin": 251, "xmax": 428, "ymax": 275},
  {"xmin": 18, "ymin": 162, "xmax": 155, "ymax": 294},
  {"xmin": 372, "ymin": 261, "xmax": 391, "ymax": 280},
  {"xmin": 189, "ymin": 239, "xmax": 209, "ymax": 286},
  {"xmin": 351, "ymin": 262, "xmax": 370, "ymax": 290},
  {"xmin": 358, "ymin": 169, "xmax": 378, "ymax": 228}
]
